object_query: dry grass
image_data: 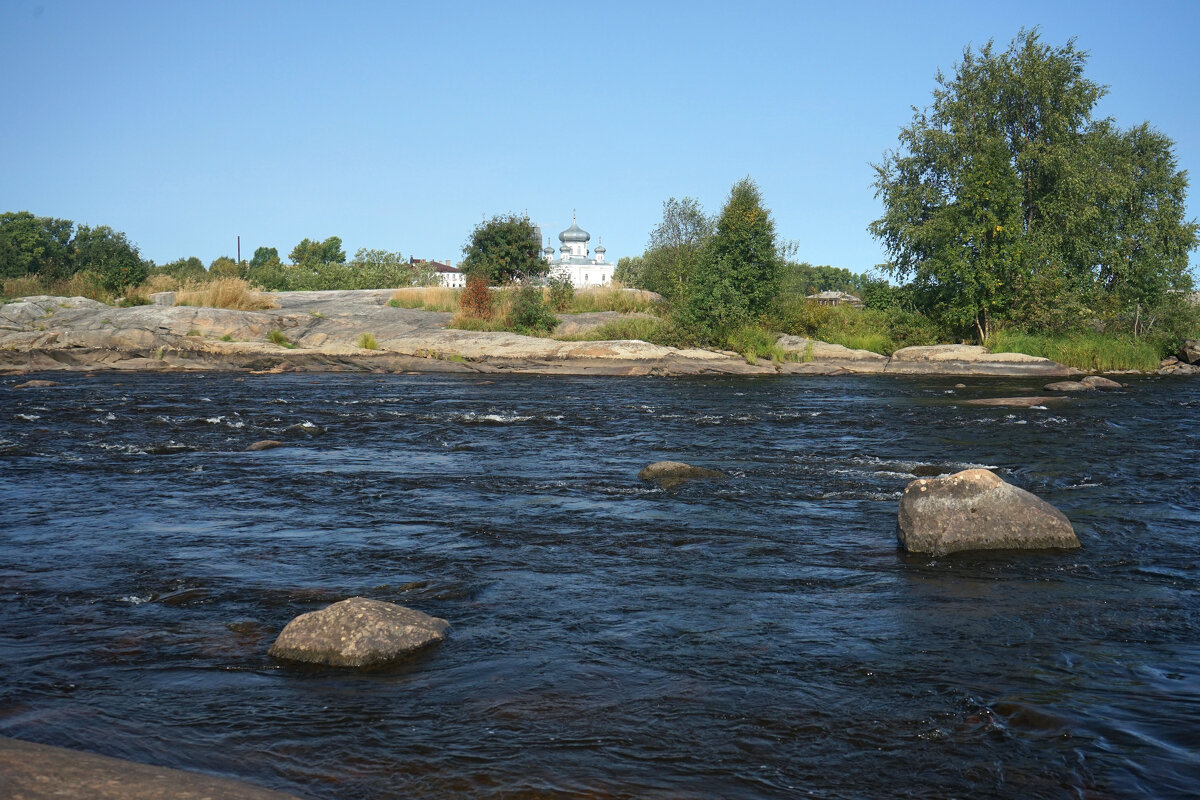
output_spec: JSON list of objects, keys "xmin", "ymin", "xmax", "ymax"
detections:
[
  {"xmin": 2, "ymin": 271, "xmax": 111, "ymax": 302},
  {"xmin": 390, "ymin": 286, "xmax": 460, "ymax": 312},
  {"xmin": 567, "ymin": 283, "xmax": 661, "ymax": 314},
  {"xmin": 174, "ymin": 278, "xmax": 278, "ymax": 311}
]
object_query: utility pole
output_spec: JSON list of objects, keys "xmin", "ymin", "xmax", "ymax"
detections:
[{"xmin": 237, "ymin": 235, "xmax": 241, "ymax": 263}]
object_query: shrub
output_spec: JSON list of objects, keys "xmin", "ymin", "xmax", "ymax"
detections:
[
  {"xmin": 267, "ymin": 329, "xmax": 295, "ymax": 348},
  {"xmin": 548, "ymin": 274, "xmax": 575, "ymax": 311},
  {"xmin": 507, "ymin": 284, "xmax": 558, "ymax": 335},
  {"xmin": 357, "ymin": 332, "xmax": 378, "ymax": 350},
  {"xmin": 459, "ymin": 275, "xmax": 492, "ymax": 318},
  {"xmin": 174, "ymin": 278, "xmax": 278, "ymax": 311}
]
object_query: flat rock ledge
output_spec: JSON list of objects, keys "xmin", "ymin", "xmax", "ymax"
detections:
[
  {"xmin": 0, "ymin": 294, "xmax": 1084, "ymax": 377},
  {"xmin": 638, "ymin": 461, "xmax": 726, "ymax": 491},
  {"xmin": 898, "ymin": 469, "xmax": 1079, "ymax": 556},
  {"xmin": 0, "ymin": 736, "xmax": 307, "ymax": 800},
  {"xmin": 269, "ymin": 596, "xmax": 449, "ymax": 668}
]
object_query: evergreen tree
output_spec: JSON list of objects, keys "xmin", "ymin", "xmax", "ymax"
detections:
[{"xmin": 679, "ymin": 178, "xmax": 781, "ymax": 341}]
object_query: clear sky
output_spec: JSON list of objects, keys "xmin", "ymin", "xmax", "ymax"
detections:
[{"xmin": 2, "ymin": 0, "xmax": 1197, "ymax": 273}]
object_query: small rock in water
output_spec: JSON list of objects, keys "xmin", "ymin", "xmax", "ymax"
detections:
[
  {"xmin": 246, "ymin": 439, "xmax": 286, "ymax": 451},
  {"xmin": 954, "ymin": 383, "xmax": 967, "ymax": 389},
  {"xmin": 1043, "ymin": 380, "xmax": 1091, "ymax": 392},
  {"xmin": 638, "ymin": 460, "xmax": 726, "ymax": 491},
  {"xmin": 13, "ymin": 379, "xmax": 62, "ymax": 389},
  {"xmin": 897, "ymin": 468, "xmax": 1079, "ymax": 555},
  {"xmin": 961, "ymin": 396, "xmax": 1067, "ymax": 408},
  {"xmin": 269, "ymin": 596, "xmax": 450, "ymax": 668},
  {"xmin": 1081, "ymin": 375, "xmax": 1122, "ymax": 389}
]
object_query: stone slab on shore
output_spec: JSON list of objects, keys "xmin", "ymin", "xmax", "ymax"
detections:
[
  {"xmin": 0, "ymin": 737, "xmax": 308, "ymax": 800},
  {"xmin": 0, "ymin": 292, "xmax": 1080, "ymax": 377}
]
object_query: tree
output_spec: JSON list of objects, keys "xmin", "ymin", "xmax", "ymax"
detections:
[
  {"xmin": 460, "ymin": 214, "xmax": 546, "ymax": 285},
  {"xmin": 678, "ymin": 178, "xmax": 782, "ymax": 340},
  {"xmin": 642, "ymin": 197, "xmax": 713, "ymax": 301},
  {"xmin": 72, "ymin": 224, "xmax": 147, "ymax": 291},
  {"xmin": 0, "ymin": 212, "xmax": 74, "ymax": 280},
  {"xmin": 351, "ymin": 248, "xmax": 438, "ymax": 287},
  {"xmin": 249, "ymin": 246, "xmax": 280, "ymax": 269},
  {"xmin": 209, "ymin": 256, "xmax": 242, "ymax": 278},
  {"xmin": 871, "ymin": 28, "xmax": 1197, "ymax": 339},
  {"xmin": 289, "ymin": 236, "xmax": 345, "ymax": 267},
  {"xmin": 154, "ymin": 256, "xmax": 206, "ymax": 280}
]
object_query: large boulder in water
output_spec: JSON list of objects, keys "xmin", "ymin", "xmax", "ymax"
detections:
[
  {"xmin": 897, "ymin": 469, "xmax": 1079, "ymax": 555},
  {"xmin": 638, "ymin": 461, "xmax": 726, "ymax": 490},
  {"xmin": 269, "ymin": 597, "xmax": 449, "ymax": 668}
]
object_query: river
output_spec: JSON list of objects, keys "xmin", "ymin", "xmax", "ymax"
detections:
[{"xmin": 1, "ymin": 372, "xmax": 1197, "ymax": 798}]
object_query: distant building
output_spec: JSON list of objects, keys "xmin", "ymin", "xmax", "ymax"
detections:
[
  {"xmin": 806, "ymin": 290, "xmax": 863, "ymax": 308},
  {"xmin": 409, "ymin": 257, "xmax": 465, "ymax": 288},
  {"xmin": 542, "ymin": 213, "xmax": 613, "ymax": 289}
]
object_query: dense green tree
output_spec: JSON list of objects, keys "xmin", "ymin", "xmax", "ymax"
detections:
[
  {"xmin": 209, "ymin": 256, "xmax": 241, "ymax": 278},
  {"xmin": 153, "ymin": 256, "xmax": 206, "ymax": 280},
  {"xmin": 351, "ymin": 248, "xmax": 438, "ymax": 286},
  {"xmin": 779, "ymin": 262, "xmax": 864, "ymax": 296},
  {"xmin": 678, "ymin": 178, "xmax": 782, "ymax": 340},
  {"xmin": 871, "ymin": 28, "xmax": 1197, "ymax": 340},
  {"xmin": 640, "ymin": 197, "xmax": 713, "ymax": 301},
  {"xmin": 460, "ymin": 214, "xmax": 546, "ymax": 285},
  {"xmin": 0, "ymin": 212, "xmax": 74, "ymax": 279},
  {"xmin": 289, "ymin": 236, "xmax": 345, "ymax": 267},
  {"xmin": 249, "ymin": 246, "xmax": 280, "ymax": 270},
  {"xmin": 72, "ymin": 224, "xmax": 147, "ymax": 291}
]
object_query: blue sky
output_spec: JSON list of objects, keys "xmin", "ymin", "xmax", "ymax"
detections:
[{"xmin": 2, "ymin": 0, "xmax": 1197, "ymax": 273}]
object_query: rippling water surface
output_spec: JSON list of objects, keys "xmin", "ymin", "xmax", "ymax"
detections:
[{"xmin": 1, "ymin": 372, "xmax": 1198, "ymax": 799}]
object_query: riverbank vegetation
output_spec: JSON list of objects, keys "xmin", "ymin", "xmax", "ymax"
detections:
[{"xmin": 4, "ymin": 29, "xmax": 1195, "ymax": 373}]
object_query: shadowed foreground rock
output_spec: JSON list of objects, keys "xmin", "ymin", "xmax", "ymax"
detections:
[
  {"xmin": 0, "ymin": 737, "xmax": 307, "ymax": 800},
  {"xmin": 269, "ymin": 596, "xmax": 449, "ymax": 668},
  {"xmin": 638, "ymin": 461, "xmax": 726, "ymax": 490},
  {"xmin": 898, "ymin": 469, "xmax": 1079, "ymax": 555}
]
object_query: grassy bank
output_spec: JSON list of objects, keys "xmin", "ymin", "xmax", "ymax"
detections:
[{"xmin": 986, "ymin": 330, "xmax": 1165, "ymax": 372}]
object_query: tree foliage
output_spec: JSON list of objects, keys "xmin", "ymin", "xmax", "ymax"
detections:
[
  {"xmin": 289, "ymin": 236, "xmax": 346, "ymax": 267},
  {"xmin": 0, "ymin": 212, "xmax": 74, "ymax": 280},
  {"xmin": 678, "ymin": 178, "xmax": 782, "ymax": 341},
  {"xmin": 72, "ymin": 224, "xmax": 147, "ymax": 291},
  {"xmin": 460, "ymin": 214, "xmax": 546, "ymax": 285},
  {"xmin": 615, "ymin": 198, "xmax": 712, "ymax": 301},
  {"xmin": 871, "ymin": 28, "xmax": 1198, "ymax": 340},
  {"xmin": 249, "ymin": 246, "xmax": 280, "ymax": 270}
]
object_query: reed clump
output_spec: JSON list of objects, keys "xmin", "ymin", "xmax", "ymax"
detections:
[
  {"xmin": 987, "ymin": 330, "xmax": 1163, "ymax": 372},
  {"xmin": 175, "ymin": 278, "xmax": 278, "ymax": 311},
  {"xmin": 389, "ymin": 286, "xmax": 460, "ymax": 312}
]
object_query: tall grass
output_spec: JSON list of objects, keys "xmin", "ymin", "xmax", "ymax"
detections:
[
  {"xmin": 2, "ymin": 270, "xmax": 111, "ymax": 303},
  {"xmin": 389, "ymin": 286, "xmax": 460, "ymax": 312},
  {"xmin": 553, "ymin": 316, "xmax": 671, "ymax": 343},
  {"xmin": 987, "ymin": 330, "xmax": 1162, "ymax": 372},
  {"xmin": 174, "ymin": 278, "xmax": 278, "ymax": 311},
  {"xmin": 565, "ymin": 283, "xmax": 661, "ymax": 314}
]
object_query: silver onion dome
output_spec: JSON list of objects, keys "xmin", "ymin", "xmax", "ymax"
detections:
[{"xmin": 559, "ymin": 222, "xmax": 590, "ymax": 243}]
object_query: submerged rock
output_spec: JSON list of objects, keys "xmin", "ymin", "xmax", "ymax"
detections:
[
  {"xmin": 897, "ymin": 468, "xmax": 1079, "ymax": 555},
  {"xmin": 1081, "ymin": 375, "xmax": 1122, "ymax": 389},
  {"xmin": 638, "ymin": 461, "xmax": 726, "ymax": 490},
  {"xmin": 960, "ymin": 396, "xmax": 1068, "ymax": 408},
  {"xmin": 1043, "ymin": 380, "xmax": 1090, "ymax": 392},
  {"xmin": 246, "ymin": 439, "xmax": 286, "ymax": 451},
  {"xmin": 269, "ymin": 596, "xmax": 450, "ymax": 668},
  {"xmin": 12, "ymin": 379, "xmax": 62, "ymax": 389}
]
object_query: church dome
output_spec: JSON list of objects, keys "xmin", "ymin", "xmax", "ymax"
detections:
[
  {"xmin": 559, "ymin": 221, "xmax": 590, "ymax": 243},
  {"xmin": 594, "ymin": 241, "xmax": 606, "ymax": 254}
]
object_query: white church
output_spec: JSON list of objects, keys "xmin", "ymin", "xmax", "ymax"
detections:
[{"xmin": 542, "ymin": 214, "xmax": 613, "ymax": 289}]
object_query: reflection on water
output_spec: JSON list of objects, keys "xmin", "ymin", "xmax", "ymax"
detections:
[{"xmin": 1, "ymin": 372, "xmax": 1198, "ymax": 798}]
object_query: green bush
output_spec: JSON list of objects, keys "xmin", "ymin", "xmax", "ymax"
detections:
[
  {"xmin": 507, "ymin": 284, "xmax": 558, "ymax": 335},
  {"xmin": 357, "ymin": 332, "xmax": 378, "ymax": 350},
  {"xmin": 548, "ymin": 274, "xmax": 574, "ymax": 311}
]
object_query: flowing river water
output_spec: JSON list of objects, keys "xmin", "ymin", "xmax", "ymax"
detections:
[{"xmin": 1, "ymin": 372, "xmax": 1197, "ymax": 799}]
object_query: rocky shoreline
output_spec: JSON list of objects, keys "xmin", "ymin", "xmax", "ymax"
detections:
[{"xmin": 0, "ymin": 289, "xmax": 1109, "ymax": 378}]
